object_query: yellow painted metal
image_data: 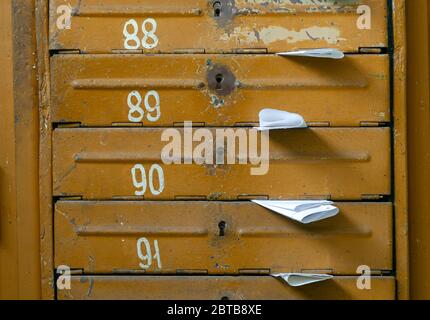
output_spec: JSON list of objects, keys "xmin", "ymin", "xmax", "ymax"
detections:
[
  {"xmin": 36, "ymin": 0, "xmax": 56, "ymax": 300},
  {"xmin": 52, "ymin": 128, "xmax": 391, "ymax": 201},
  {"xmin": 406, "ymin": 0, "xmax": 430, "ymax": 300},
  {"xmin": 49, "ymin": 0, "xmax": 387, "ymax": 54},
  {"xmin": 55, "ymin": 201, "xmax": 393, "ymax": 275},
  {"xmin": 58, "ymin": 276, "xmax": 396, "ymax": 300},
  {"xmin": 393, "ymin": 0, "xmax": 409, "ymax": 300},
  {"xmin": 0, "ymin": 0, "xmax": 416, "ymax": 301},
  {"xmin": 0, "ymin": 0, "xmax": 41, "ymax": 300},
  {"xmin": 51, "ymin": 54, "xmax": 390, "ymax": 127},
  {"xmin": 0, "ymin": 0, "xmax": 18, "ymax": 299},
  {"xmin": 28, "ymin": 0, "xmax": 410, "ymax": 300}
]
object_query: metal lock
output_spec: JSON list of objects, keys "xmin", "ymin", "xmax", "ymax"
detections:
[
  {"xmin": 211, "ymin": 0, "xmax": 236, "ymax": 24},
  {"xmin": 207, "ymin": 64, "xmax": 237, "ymax": 96}
]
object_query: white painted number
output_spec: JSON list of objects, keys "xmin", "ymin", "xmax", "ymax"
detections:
[
  {"xmin": 357, "ymin": 5, "xmax": 372, "ymax": 30},
  {"xmin": 131, "ymin": 164, "xmax": 147, "ymax": 196},
  {"xmin": 56, "ymin": 4, "xmax": 72, "ymax": 30},
  {"xmin": 123, "ymin": 18, "xmax": 159, "ymax": 50},
  {"xmin": 127, "ymin": 91, "xmax": 144, "ymax": 122},
  {"xmin": 137, "ymin": 238, "xmax": 162, "ymax": 270},
  {"xmin": 142, "ymin": 18, "xmax": 159, "ymax": 49},
  {"xmin": 149, "ymin": 164, "xmax": 164, "ymax": 195},
  {"xmin": 144, "ymin": 90, "xmax": 161, "ymax": 122},
  {"xmin": 123, "ymin": 19, "xmax": 140, "ymax": 50},
  {"xmin": 131, "ymin": 164, "xmax": 165, "ymax": 196},
  {"xmin": 127, "ymin": 91, "xmax": 161, "ymax": 123}
]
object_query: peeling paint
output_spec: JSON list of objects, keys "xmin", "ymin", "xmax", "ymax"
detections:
[
  {"xmin": 207, "ymin": 192, "xmax": 226, "ymax": 200},
  {"xmin": 220, "ymin": 26, "xmax": 345, "ymax": 45},
  {"xmin": 236, "ymin": 0, "xmax": 358, "ymax": 5},
  {"xmin": 210, "ymin": 95, "xmax": 225, "ymax": 109}
]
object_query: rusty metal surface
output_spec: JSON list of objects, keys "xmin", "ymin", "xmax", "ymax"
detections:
[
  {"xmin": 58, "ymin": 276, "xmax": 396, "ymax": 300},
  {"xmin": 52, "ymin": 128, "xmax": 391, "ymax": 200},
  {"xmin": 49, "ymin": 0, "xmax": 387, "ymax": 54},
  {"xmin": 55, "ymin": 201, "xmax": 393, "ymax": 275},
  {"xmin": 51, "ymin": 54, "xmax": 390, "ymax": 127}
]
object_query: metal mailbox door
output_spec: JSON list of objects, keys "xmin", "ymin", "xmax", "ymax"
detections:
[
  {"xmin": 51, "ymin": 54, "xmax": 390, "ymax": 127},
  {"xmin": 58, "ymin": 276, "xmax": 396, "ymax": 300},
  {"xmin": 52, "ymin": 127, "xmax": 391, "ymax": 200},
  {"xmin": 55, "ymin": 201, "xmax": 392, "ymax": 275},
  {"xmin": 49, "ymin": 0, "xmax": 387, "ymax": 53},
  {"xmin": 36, "ymin": 0, "xmax": 408, "ymax": 301}
]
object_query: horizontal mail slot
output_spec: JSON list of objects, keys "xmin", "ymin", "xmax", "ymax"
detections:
[
  {"xmin": 55, "ymin": 201, "xmax": 393, "ymax": 274},
  {"xmin": 49, "ymin": 0, "xmax": 387, "ymax": 53},
  {"xmin": 52, "ymin": 128, "xmax": 391, "ymax": 200},
  {"xmin": 58, "ymin": 276, "xmax": 395, "ymax": 300},
  {"xmin": 51, "ymin": 54, "xmax": 389, "ymax": 127}
]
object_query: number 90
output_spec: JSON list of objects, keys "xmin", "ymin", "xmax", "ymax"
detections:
[{"xmin": 131, "ymin": 164, "xmax": 165, "ymax": 196}]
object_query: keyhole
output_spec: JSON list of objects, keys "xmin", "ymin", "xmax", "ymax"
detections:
[
  {"xmin": 213, "ymin": 1, "xmax": 222, "ymax": 17},
  {"xmin": 218, "ymin": 221, "xmax": 226, "ymax": 237},
  {"xmin": 207, "ymin": 64, "xmax": 236, "ymax": 96},
  {"xmin": 215, "ymin": 73, "xmax": 224, "ymax": 90}
]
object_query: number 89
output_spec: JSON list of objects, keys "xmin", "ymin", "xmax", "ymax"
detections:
[{"xmin": 127, "ymin": 90, "xmax": 161, "ymax": 123}]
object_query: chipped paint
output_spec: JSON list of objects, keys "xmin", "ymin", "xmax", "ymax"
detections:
[
  {"xmin": 55, "ymin": 201, "xmax": 393, "ymax": 276},
  {"xmin": 49, "ymin": 0, "xmax": 387, "ymax": 53},
  {"xmin": 234, "ymin": 0, "xmax": 360, "ymax": 13},
  {"xmin": 210, "ymin": 95, "xmax": 225, "ymax": 109},
  {"xmin": 52, "ymin": 55, "xmax": 389, "ymax": 127},
  {"xmin": 220, "ymin": 26, "xmax": 345, "ymax": 45},
  {"xmin": 235, "ymin": 0, "xmax": 358, "ymax": 5}
]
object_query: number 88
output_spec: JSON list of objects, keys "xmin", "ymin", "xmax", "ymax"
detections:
[{"xmin": 123, "ymin": 18, "xmax": 159, "ymax": 50}]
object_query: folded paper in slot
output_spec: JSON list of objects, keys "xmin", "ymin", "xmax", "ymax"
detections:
[
  {"xmin": 254, "ymin": 109, "xmax": 307, "ymax": 131},
  {"xmin": 273, "ymin": 273, "xmax": 334, "ymax": 287},
  {"xmin": 277, "ymin": 48, "xmax": 345, "ymax": 59},
  {"xmin": 253, "ymin": 200, "xmax": 339, "ymax": 224}
]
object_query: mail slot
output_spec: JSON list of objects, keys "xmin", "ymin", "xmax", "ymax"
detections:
[
  {"xmin": 55, "ymin": 201, "xmax": 392, "ymax": 274},
  {"xmin": 51, "ymin": 54, "xmax": 389, "ymax": 127},
  {"xmin": 58, "ymin": 276, "xmax": 395, "ymax": 300},
  {"xmin": 49, "ymin": 0, "xmax": 387, "ymax": 53},
  {"xmin": 52, "ymin": 128, "xmax": 391, "ymax": 200}
]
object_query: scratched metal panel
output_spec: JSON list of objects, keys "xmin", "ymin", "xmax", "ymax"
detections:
[
  {"xmin": 49, "ymin": 0, "xmax": 387, "ymax": 53},
  {"xmin": 58, "ymin": 276, "xmax": 395, "ymax": 300},
  {"xmin": 55, "ymin": 201, "xmax": 392, "ymax": 274},
  {"xmin": 51, "ymin": 54, "xmax": 390, "ymax": 127},
  {"xmin": 52, "ymin": 128, "xmax": 391, "ymax": 200}
]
